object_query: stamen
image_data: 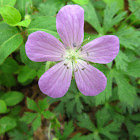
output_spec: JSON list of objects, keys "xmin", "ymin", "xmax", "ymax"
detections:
[
  {"xmin": 73, "ymin": 42, "xmax": 76, "ymax": 47},
  {"xmin": 67, "ymin": 67, "xmax": 69, "ymax": 69},
  {"xmin": 81, "ymin": 48, "xmax": 83, "ymax": 51},
  {"xmin": 64, "ymin": 63, "xmax": 67, "ymax": 66},
  {"xmin": 82, "ymin": 68, "xmax": 85, "ymax": 70},
  {"xmin": 86, "ymin": 52, "xmax": 89, "ymax": 56},
  {"xmin": 75, "ymin": 69, "xmax": 78, "ymax": 72}
]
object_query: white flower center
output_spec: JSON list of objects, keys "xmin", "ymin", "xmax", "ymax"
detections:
[{"xmin": 65, "ymin": 49, "xmax": 80, "ymax": 63}]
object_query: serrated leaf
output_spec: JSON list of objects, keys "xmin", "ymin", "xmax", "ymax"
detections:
[
  {"xmin": 133, "ymin": 123, "xmax": 140, "ymax": 137},
  {"xmin": 82, "ymin": 1, "xmax": 103, "ymax": 34},
  {"xmin": 38, "ymin": 98, "xmax": 49, "ymax": 111},
  {"xmin": 103, "ymin": 2, "xmax": 127, "ymax": 33},
  {"xmin": 0, "ymin": 117, "xmax": 16, "ymax": 135},
  {"xmin": 113, "ymin": 69, "xmax": 137, "ymax": 107},
  {"xmin": 77, "ymin": 114, "xmax": 96, "ymax": 131},
  {"xmin": 103, "ymin": 0, "xmax": 124, "ymax": 9},
  {"xmin": 125, "ymin": 60, "xmax": 140, "ymax": 78},
  {"xmin": 115, "ymin": 50, "xmax": 130, "ymax": 71},
  {"xmin": 27, "ymin": 98, "xmax": 39, "ymax": 112},
  {"xmin": 1, "ymin": 91, "xmax": 24, "ymax": 106},
  {"xmin": 95, "ymin": 70, "xmax": 113, "ymax": 105},
  {"xmin": 0, "ymin": 22, "xmax": 23, "ymax": 64},
  {"xmin": 18, "ymin": 65, "xmax": 36, "ymax": 84},
  {"xmin": 0, "ymin": 6, "xmax": 21, "ymax": 26},
  {"xmin": 0, "ymin": 100, "xmax": 7, "ymax": 113},
  {"xmin": 56, "ymin": 121, "xmax": 74, "ymax": 139},
  {"xmin": 128, "ymin": 0, "xmax": 140, "ymax": 20},
  {"xmin": 42, "ymin": 111, "xmax": 54, "ymax": 119},
  {"xmin": 115, "ymin": 27, "xmax": 140, "ymax": 50},
  {"xmin": 21, "ymin": 112, "xmax": 37, "ymax": 124},
  {"xmin": 32, "ymin": 114, "xmax": 41, "ymax": 131}
]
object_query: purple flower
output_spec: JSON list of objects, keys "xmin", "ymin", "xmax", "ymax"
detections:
[{"xmin": 25, "ymin": 5, "xmax": 119, "ymax": 98}]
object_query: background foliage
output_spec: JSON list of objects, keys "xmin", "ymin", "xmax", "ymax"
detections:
[{"xmin": 0, "ymin": 0, "xmax": 140, "ymax": 139}]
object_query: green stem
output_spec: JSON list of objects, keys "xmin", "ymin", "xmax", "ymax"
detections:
[{"xmin": 48, "ymin": 123, "xmax": 51, "ymax": 140}]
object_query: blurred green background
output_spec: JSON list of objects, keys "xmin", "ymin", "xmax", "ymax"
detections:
[{"xmin": 0, "ymin": 0, "xmax": 140, "ymax": 140}]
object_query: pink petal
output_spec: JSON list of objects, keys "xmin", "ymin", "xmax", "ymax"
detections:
[
  {"xmin": 79, "ymin": 35, "xmax": 119, "ymax": 64},
  {"xmin": 38, "ymin": 61, "xmax": 72, "ymax": 98},
  {"xmin": 25, "ymin": 31, "xmax": 66, "ymax": 62},
  {"xmin": 74, "ymin": 60, "xmax": 107, "ymax": 96},
  {"xmin": 56, "ymin": 5, "xmax": 84, "ymax": 49}
]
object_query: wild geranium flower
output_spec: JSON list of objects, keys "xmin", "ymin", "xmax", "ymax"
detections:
[{"xmin": 25, "ymin": 5, "xmax": 119, "ymax": 98}]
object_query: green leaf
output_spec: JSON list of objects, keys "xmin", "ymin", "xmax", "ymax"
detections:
[
  {"xmin": 115, "ymin": 50, "xmax": 130, "ymax": 71},
  {"xmin": 72, "ymin": 0, "xmax": 89, "ymax": 5},
  {"xmin": 0, "ymin": 116, "xmax": 16, "ymax": 135},
  {"xmin": 0, "ymin": 57, "xmax": 19, "ymax": 74},
  {"xmin": 0, "ymin": 0, "xmax": 16, "ymax": 7},
  {"xmin": 0, "ymin": 73, "xmax": 16, "ymax": 87},
  {"xmin": 113, "ymin": 69, "xmax": 137, "ymax": 107},
  {"xmin": 0, "ymin": 22, "xmax": 23, "ymax": 65},
  {"xmin": 38, "ymin": 98, "xmax": 49, "ymax": 111},
  {"xmin": 27, "ymin": 97, "xmax": 39, "ymax": 112},
  {"xmin": 18, "ymin": 65, "xmax": 36, "ymax": 84},
  {"xmin": 0, "ymin": 100, "xmax": 7, "ymax": 113},
  {"xmin": 1, "ymin": 91, "xmax": 24, "ymax": 106},
  {"xmin": 77, "ymin": 114, "xmax": 96, "ymax": 131},
  {"xmin": 15, "ymin": 19, "xmax": 31, "ymax": 27},
  {"xmin": 20, "ymin": 44, "xmax": 42, "ymax": 70},
  {"xmin": 125, "ymin": 60, "xmax": 140, "ymax": 78},
  {"xmin": 32, "ymin": 114, "xmax": 41, "ymax": 131},
  {"xmin": 27, "ymin": 16, "xmax": 59, "ymax": 38},
  {"xmin": 56, "ymin": 121, "xmax": 74, "ymax": 139},
  {"xmin": 95, "ymin": 70, "xmax": 113, "ymax": 105},
  {"xmin": 42, "ymin": 111, "xmax": 54, "ymax": 119},
  {"xmin": 0, "ymin": 6, "xmax": 21, "ymax": 26},
  {"xmin": 128, "ymin": 0, "xmax": 140, "ymax": 20},
  {"xmin": 82, "ymin": 2, "xmax": 103, "ymax": 34},
  {"xmin": 133, "ymin": 123, "xmax": 140, "ymax": 137},
  {"xmin": 37, "ymin": 64, "xmax": 45, "ymax": 78},
  {"xmin": 38, "ymin": 0, "xmax": 64, "ymax": 16},
  {"xmin": 103, "ymin": 0, "xmax": 124, "ymax": 9},
  {"xmin": 15, "ymin": 0, "xmax": 32, "ymax": 17},
  {"xmin": 115, "ymin": 27, "xmax": 140, "ymax": 50},
  {"xmin": 21, "ymin": 112, "xmax": 37, "ymax": 124},
  {"xmin": 103, "ymin": 2, "xmax": 127, "ymax": 33}
]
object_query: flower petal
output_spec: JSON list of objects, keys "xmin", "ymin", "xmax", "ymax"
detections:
[
  {"xmin": 74, "ymin": 60, "xmax": 107, "ymax": 96},
  {"xmin": 79, "ymin": 35, "xmax": 119, "ymax": 64},
  {"xmin": 38, "ymin": 61, "xmax": 72, "ymax": 98},
  {"xmin": 25, "ymin": 31, "xmax": 66, "ymax": 62},
  {"xmin": 56, "ymin": 5, "xmax": 84, "ymax": 49}
]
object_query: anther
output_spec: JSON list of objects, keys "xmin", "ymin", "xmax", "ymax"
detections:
[
  {"xmin": 75, "ymin": 69, "xmax": 78, "ymax": 72},
  {"xmin": 81, "ymin": 48, "xmax": 83, "ymax": 51},
  {"xmin": 67, "ymin": 67, "xmax": 69, "ymax": 69},
  {"xmin": 73, "ymin": 42, "xmax": 76, "ymax": 47},
  {"xmin": 86, "ymin": 52, "xmax": 89, "ymax": 56},
  {"xmin": 82, "ymin": 68, "xmax": 85, "ymax": 70},
  {"xmin": 64, "ymin": 63, "xmax": 67, "ymax": 66}
]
